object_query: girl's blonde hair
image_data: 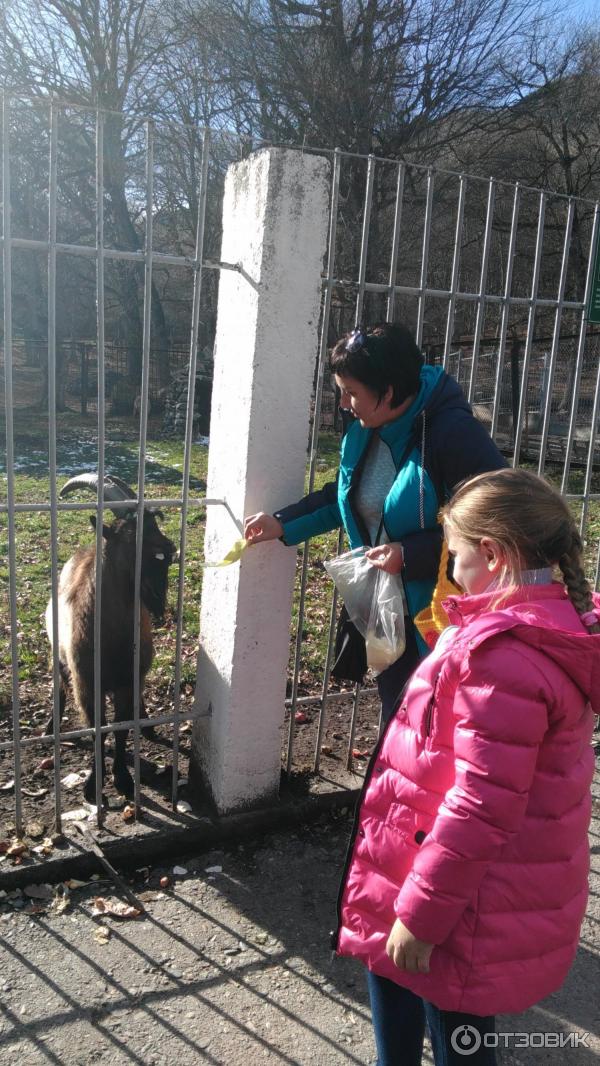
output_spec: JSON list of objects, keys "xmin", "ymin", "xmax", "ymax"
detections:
[{"xmin": 441, "ymin": 468, "xmax": 600, "ymax": 632}]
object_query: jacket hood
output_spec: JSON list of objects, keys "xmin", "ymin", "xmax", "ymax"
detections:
[
  {"xmin": 423, "ymin": 370, "xmax": 473, "ymax": 419},
  {"xmin": 378, "ymin": 364, "xmax": 444, "ymax": 450},
  {"xmin": 443, "ymin": 583, "xmax": 600, "ymax": 712}
]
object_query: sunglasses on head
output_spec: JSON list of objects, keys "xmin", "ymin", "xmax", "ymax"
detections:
[{"xmin": 345, "ymin": 328, "xmax": 368, "ymax": 353}]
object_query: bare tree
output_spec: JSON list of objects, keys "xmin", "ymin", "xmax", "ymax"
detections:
[{"xmin": 3, "ymin": 0, "xmax": 179, "ymax": 384}]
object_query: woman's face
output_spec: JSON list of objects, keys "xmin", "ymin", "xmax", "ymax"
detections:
[{"xmin": 335, "ymin": 374, "xmax": 398, "ymax": 429}]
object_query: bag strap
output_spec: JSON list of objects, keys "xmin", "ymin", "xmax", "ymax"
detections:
[{"xmin": 374, "ymin": 512, "xmax": 385, "ymax": 547}]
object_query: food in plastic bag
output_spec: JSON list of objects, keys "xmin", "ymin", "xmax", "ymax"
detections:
[{"xmin": 324, "ymin": 548, "xmax": 405, "ymax": 674}]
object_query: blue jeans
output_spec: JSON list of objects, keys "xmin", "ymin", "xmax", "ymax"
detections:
[{"xmin": 366, "ymin": 971, "xmax": 497, "ymax": 1066}]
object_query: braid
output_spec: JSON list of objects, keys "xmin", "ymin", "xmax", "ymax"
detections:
[{"xmin": 558, "ymin": 537, "xmax": 600, "ymax": 634}]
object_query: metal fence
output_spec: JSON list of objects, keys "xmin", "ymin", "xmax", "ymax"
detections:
[
  {"xmin": 1, "ymin": 96, "xmax": 600, "ymax": 838},
  {"xmin": 1, "ymin": 95, "xmax": 238, "ymax": 837},
  {"xmin": 282, "ymin": 148, "xmax": 600, "ymax": 778}
]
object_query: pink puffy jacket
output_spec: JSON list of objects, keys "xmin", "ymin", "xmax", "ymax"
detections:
[{"xmin": 336, "ymin": 583, "xmax": 598, "ymax": 1015}]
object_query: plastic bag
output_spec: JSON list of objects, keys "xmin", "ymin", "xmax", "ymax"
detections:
[{"xmin": 324, "ymin": 548, "xmax": 406, "ymax": 675}]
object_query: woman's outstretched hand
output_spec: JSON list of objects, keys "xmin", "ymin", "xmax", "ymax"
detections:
[
  {"xmin": 365, "ymin": 542, "xmax": 404, "ymax": 574},
  {"xmin": 386, "ymin": 918, "xmax": 434, "ymax": 974},
  {"xmin": 244, "ymin": 512, "xmax": 284, "ymax": 545}
]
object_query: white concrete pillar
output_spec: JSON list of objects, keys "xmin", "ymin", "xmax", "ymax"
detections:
[{"xmin": 191, "ymin": 148, "xmax": 330, "ymax": 814}]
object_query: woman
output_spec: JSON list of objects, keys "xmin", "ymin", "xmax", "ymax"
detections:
[{"xmin": 244, "ymin": 322, "xmax": 505, "ymax": 719}]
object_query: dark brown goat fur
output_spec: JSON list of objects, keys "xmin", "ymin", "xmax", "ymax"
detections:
[{"xmin": 46, "ymin": 510, "xmax": 176, "ymax": 802}]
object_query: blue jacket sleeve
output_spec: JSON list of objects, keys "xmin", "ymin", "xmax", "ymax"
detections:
[{"xmin": 274, "ymin": 479, "xmax": 342, "ymax": 546}]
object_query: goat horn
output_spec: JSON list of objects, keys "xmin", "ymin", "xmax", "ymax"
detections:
[{"xmin": 59, "ymin": 473, "xmax": 137, "ymax": 514}]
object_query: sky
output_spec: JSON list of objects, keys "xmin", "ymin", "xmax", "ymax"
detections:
[{"xmin": 563, "ymin": 0, "xmax": 598, "ymax": 19}]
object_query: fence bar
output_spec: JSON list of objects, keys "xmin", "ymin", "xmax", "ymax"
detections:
[
  {"xmin": 0, "ymin": 706, "xmax": 210, "ymax": 751},
  {"xmin": 171, "ymin": 128, "xmax": 211, "ymax": 810},
  {"xmin": 1, "ymin": 231, "xmax": 588, "ymax": 311},
  {"xmin": 0, "ymin": 496, "xmax": 237, "ymax": 515},
  {"xmin": 311, "ymin": 150, "xmax": 375, "ymax": 773},
  {"xmin": 0, "ymin": 231, "xmax": 588, "ymax": 314},
  {"xmin": 313, "ymin": 585, "xmax": 339, "ymax": 771},
  {"xmin": 0, "ymin": 235, "xmax": 239, "ymax": 274},
  {"xmin": 491, "ymin": 184, "xmax": 521, "ymax": 440},
  {"xmin": 416, "ymin": 170, "xmax": 434, "ymax": 347},
  {"xmin": 512, "ymin": 191, "xmax": 546, "ymax": 465},
  {"xmin": 313, "ymin": 528, "xmax": 344, "ymax": 772},
  {"xmin": 561, "ymin": 203, "xmax": 600, "ymax": 493},
  {"xmin": 537, "ymin": 199, "xmax": 575, "ymax": 475},
  {"xmin": 2, "ymin": 96, "xmax": 24, "ymax": 838},
  {"xmin": 47, "ymin": 102, "xmax": 63, "ymax": 831},
  {"xmin": 346, "ymin": 684, "xmax": 363, "ymax": 771},
  {"xmin": 443, "ymin": 175, "xmax": 466, "ymax": 368},
  {"xmin": 93, "ymin": 113, "xmax": 106, "ymax": 821},
  {"xmin": 467, "ymin": 179, "xmax": 496, "ymax": 403},
  {"xmin": 286, "ymin": 686, "xmax": 377, "ymax": 708},
  {"xmin": 579, "ymin": 329, "xmax": 600, "ymax": 542},
  {"xmin": 386, "ymin": 163, "xmax": 405, "ymax": 322},
  {"xmin": 0, "ymin": 687, "xmax": 382, "ymax": 751},
  {"xmin": 322, "ymin": 276, "xmax": 584, "ymax": 310},
  {"xmin": 285, "ymin": 148, "xmax": 341, "ymax": 775},
  {"xmin": 355, "ymin": 154, "xmax": 376, "ymax": 325},
  {"xmin": 130, "ymin": 120, "xmax": 155, "ymax": 816}
]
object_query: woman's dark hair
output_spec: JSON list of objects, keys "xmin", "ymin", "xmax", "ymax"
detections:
[{"xmin": 330, "ymin": 322, "xmax": 424, "ymax": 407}]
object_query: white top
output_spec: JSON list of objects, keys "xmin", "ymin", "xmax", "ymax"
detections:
[
  {"xmin": 355, "ymin": 433, "xmax": 409, "ymax": 617},
  {"xmin": 354, "ymin": 433, "xmax": 395, "ymax": 546}
]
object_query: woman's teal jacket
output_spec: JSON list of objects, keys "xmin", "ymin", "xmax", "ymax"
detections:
[{"xmin": 275, "ymin": 368, "xmax": 506, "ymax": 644}]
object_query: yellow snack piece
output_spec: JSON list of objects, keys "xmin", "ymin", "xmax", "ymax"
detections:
[{"xmin": 204, "ymin": 537, "xmax": 249, "ymax": 567}]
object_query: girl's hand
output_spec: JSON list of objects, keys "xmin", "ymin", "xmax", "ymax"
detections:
[
  {"xmin": 385, "ymin": 919, "xmax": 434, "ymax": 974},
  {"xmin": 243, "ymin": 512, "xmax": 284, "ymax": 544},
  {"xmin": 365, "ymin": 542, "xmax": 404, "ymax": 574}
]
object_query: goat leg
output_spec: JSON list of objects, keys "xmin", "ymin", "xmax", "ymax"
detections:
[
  {"xmin": 44, "ymin": 662, "xmax": 68, "ymax": 736},
  {"xmin": 84, "ymin": 731, "xmax": 107, "ymax": 805},
  {"xmin": 139, "ymin": 698, "xmax": 156, "ymax": 739},
  {"xmin": 112, "ymin": 688, "xmax": 135, "ymax": 799}
]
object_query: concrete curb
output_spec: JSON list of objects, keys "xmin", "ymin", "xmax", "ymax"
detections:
[{"xmin": 0, "ymin": 786, "xmax": 361, "ymax": 892}]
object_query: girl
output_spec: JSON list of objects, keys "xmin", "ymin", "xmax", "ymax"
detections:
[
  {"xmin": 335, "ymin": 467, "xmax": 599, "ymax": 1066},
  {"xmin": 244, "ymin": 322, "xmax": 504, "ymax": 720}
]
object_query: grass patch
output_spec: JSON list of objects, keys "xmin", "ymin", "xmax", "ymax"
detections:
[
  {"xmin": 1, "ymin": 409, "xmax": 599, "ymax": 711},
  {"xmin": 0, "ymin": 411, "xmax": 344, "ymax": 707}
]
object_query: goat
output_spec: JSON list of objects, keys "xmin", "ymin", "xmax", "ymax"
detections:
[{"xmin": 45, "ymin": 473, "xmax": 176, "ymax": 803}]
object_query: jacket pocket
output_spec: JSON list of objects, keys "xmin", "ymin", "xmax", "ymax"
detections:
[
  {"xmin": 385, "ymin": 804, "xmax": 430, "ymax": 850},
  {"xmin": 423, "ymin": 677, "xmax": 440, "ymax": 740},
  {"xmin": 424, "ymin": 697, "xmax": 434, "ymax": 738},
  {"xmin": 384, "ymin": 802, "xmax": 413, "ymax": 837}
]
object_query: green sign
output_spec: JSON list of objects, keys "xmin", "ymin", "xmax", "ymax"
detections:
[{"xmin": 588, "ymin": 227, "xmax": 600, "ymax": 324}]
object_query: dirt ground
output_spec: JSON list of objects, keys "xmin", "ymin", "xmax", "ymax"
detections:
[
  {"xmin": 0, "ymin": 687, "xmax": 382, "ymax": 854},
  {"xmin": 0, "ymin": 766, "xmax": 598, "ymax": 1066}
]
